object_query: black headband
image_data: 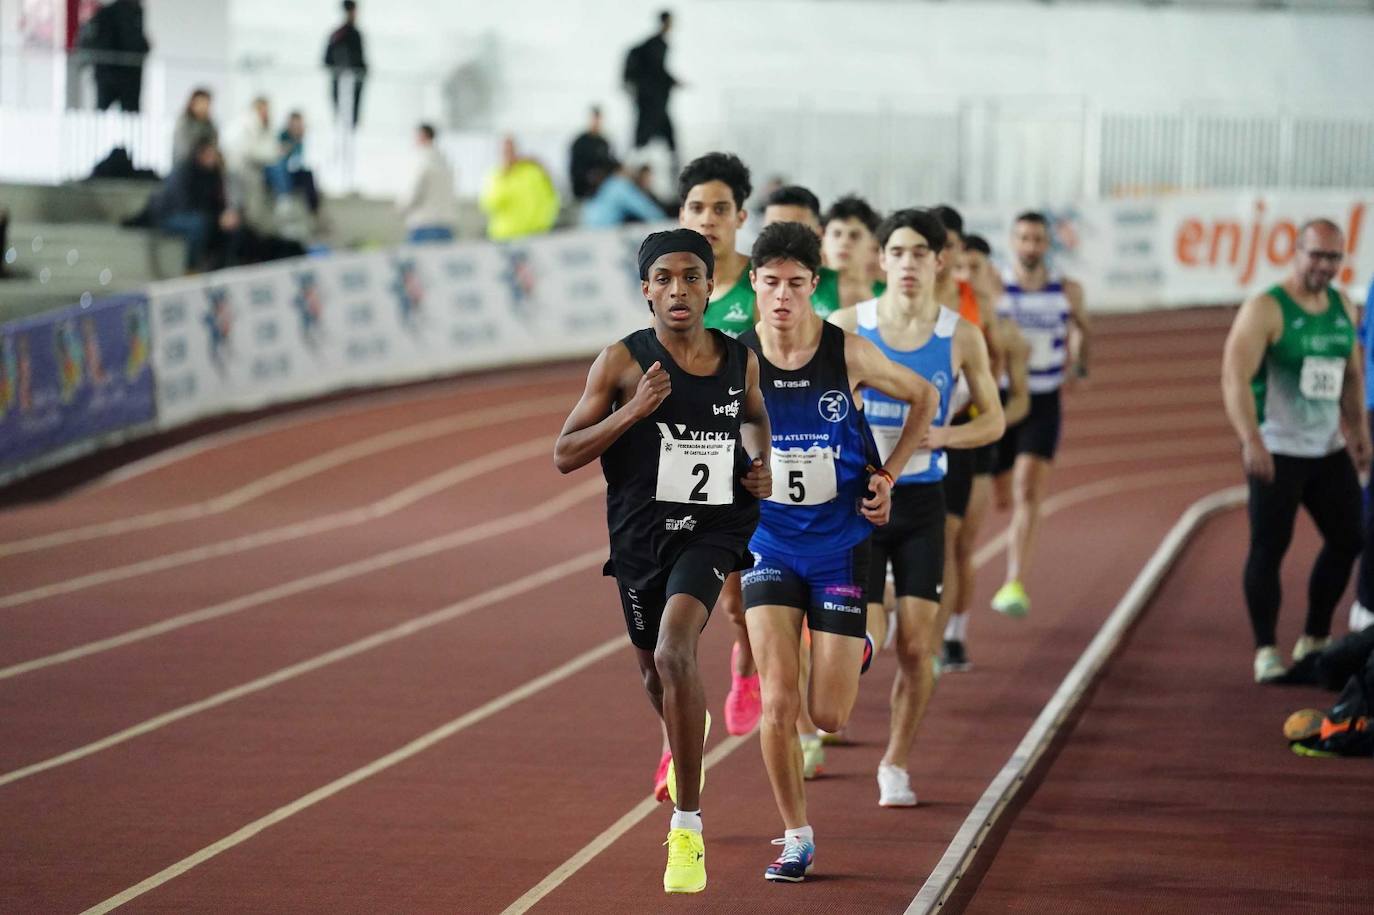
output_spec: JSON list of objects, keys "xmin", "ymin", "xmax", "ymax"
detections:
[{"xmin": 637, "ymin": 228, "xmax": 715, "ymax": 280}]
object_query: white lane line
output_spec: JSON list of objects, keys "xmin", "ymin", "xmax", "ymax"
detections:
[
  {"xmin": 84, "ymin": 364, "xmax": 582, "ymax": 492},
  {"xmin": 2, "ymin": 465, "xmax": 1234, "ymax": 787},
  {"xmin": 77, "ymin": 634, "xmax": 630, "ymax": 915},
  {"xmin": 0, "ymin": 478, "xmax": 604, "ymax": 680},
  {"xmin": 498, "ymin": 463, "xmax": 1236, "ymax": 913},
  {"xmin": 500, "ymin": 732, "xmax": 755, "ymax": 915},
  {"xmin": 1057, "ymin": 436, "xmax": 1234, "ymax": 468},
  {"xmin": 0, "ymin": 549, "xmax": 607, "ymax": 788},
  {"xmin": 0, "ymin": 437, "xmax": 551, "ymax": 609},
  {"xmin": 0, "ymin": 394, "xmax": 571, "ymax": 558},
  {"xmin": 905, "ymin": 486, "xmax": 1246, "ymax": 915}
]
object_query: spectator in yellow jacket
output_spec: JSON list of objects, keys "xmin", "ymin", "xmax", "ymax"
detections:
[{"xmin": 479, "ymin": 136, "xmax": 560, "ymax": 241}]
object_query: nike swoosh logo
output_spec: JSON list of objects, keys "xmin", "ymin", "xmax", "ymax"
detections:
[{"xmin": 728, "ymin": 387, "xmax": 744, "ymax": 395}]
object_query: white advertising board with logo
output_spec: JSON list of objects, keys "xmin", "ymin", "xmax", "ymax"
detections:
[
  {"xmin": 963, "ymin": 189, "xmax": 1370, "ymax": 311},
  {"xmin": 149, "ymin": 224, "xmax": 659, "ymax": 430}
]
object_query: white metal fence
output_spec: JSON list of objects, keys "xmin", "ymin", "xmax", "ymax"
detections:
[{"xmin": 3, "ymin": 43, "xmax": 1373, "ymax": 207}]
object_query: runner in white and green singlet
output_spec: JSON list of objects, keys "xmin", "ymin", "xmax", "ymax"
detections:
[{"xmin": 1222, "ymin": 218, "xmax": 1371, "ymax": 684}]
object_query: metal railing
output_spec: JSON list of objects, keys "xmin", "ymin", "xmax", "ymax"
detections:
[{"xmin": 4, "ymin": 43, "xmax": 1373, "ymax": 206}]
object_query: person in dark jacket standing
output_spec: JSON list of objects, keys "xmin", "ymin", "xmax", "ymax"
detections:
[
  {"xmin": 323, "ymin": 0, "xmax": 367, "ymax": 127},
  {"xmin": 84, "ymin": 0, "xmax": 151, "ymax": 112},
  {"xmin": 624, "ymin": 10, "xmax": 680, "ymax": 173},
  {"xmin": 569, "ymin": 106, "xmax": 612, "ymax": 201}
]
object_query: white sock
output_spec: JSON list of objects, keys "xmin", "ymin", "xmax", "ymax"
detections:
[
  {"xmin": 945, "ymin": 614, "xmax": 968, "ymax": 641},
  {"xmin": 799, "ymin": 732, "xmax": 821, "ymax": 748},
  {"xmin": 671, "ymin": 808, "xmax": 703, "ymax": 832},
  {"xmin": 784, "ymin": 825, "xmax": 814, "ymax": 844}
]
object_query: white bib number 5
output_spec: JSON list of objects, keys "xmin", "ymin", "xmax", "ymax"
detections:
[
  {"xmin": 768, "ymin": 446, "xmax": 838, "ymax": 506},
  {"xmin": 656, "ymin": 437, "xmax": 735, "ymax": 505},
  {"xmin": 1299, "ymin": 356, "xmax": 1345, "ymax": 402}
]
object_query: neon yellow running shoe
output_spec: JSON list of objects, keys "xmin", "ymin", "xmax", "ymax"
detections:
[
  {"xmin": 991, "ymin": 580, "xmax": 1030, "ymax": 618},
  {"xmin": 663, "ymin": 828, "xmax": 707, "ymax": 893},
  {"xmin": 666, "ymin": 710, "xmax": 712, "ymax": 806},
  {"xmin": 801, "ymin": 734, "xmax": 825, "ymax": 779}
]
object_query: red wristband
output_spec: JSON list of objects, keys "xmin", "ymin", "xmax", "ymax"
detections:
[{"xmin": 867, "ymin": 465, "xmax": 894, "ymax": 486}]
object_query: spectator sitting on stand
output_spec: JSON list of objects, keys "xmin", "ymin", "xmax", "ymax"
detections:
[
  {"xmin": 154, "ymin": 140, "xmax": 241, "ymax": 272},
  {"xmin": 632, "ymin": 162, "xmax": 675, "ymax": 216},
  {"xmin": 265, "ymin": 112, "xmax": 321, "ymax": 217},
  {"xmin": 172, "ymin": 88, "xmax": 218, "ymax": 165},
  {"xmin": 569, "ymin": 105, "xmax": 612, "ymax": 201},
  {"xmin": 478, "ymin": 135, "xmax": 559, "ymax": 241},
  {"xmin": 580, "ymin": 156, "xmax": 667, "ymax": 228},
  {"xmin": 229, "ymin": 96, "xmax": 283, "ymax": 228},
  {"xmin": 397, "ymin": 123, "xmax": 459, "ymax": 244}
]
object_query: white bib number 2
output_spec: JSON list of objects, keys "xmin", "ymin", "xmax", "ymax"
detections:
[
  {"xmin": 656, "ymin": 437, "xmax": 735, "ymax": 505},
  {"xmin": 1299, "ymin": 356, "xmax": 1345, "ymax": 402},
  {"xmin": 768, "ymin": 446, "xmax": 838, "ymax": 506}
]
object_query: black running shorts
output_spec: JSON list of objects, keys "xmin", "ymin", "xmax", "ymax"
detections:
[
  {"xmin": 614, "ymin": 544, "xmax": 736, "ymax": 651},
  {"xmin": 867, "ymin": 482, "xmax": 945, "ymax": 602},
  {"xmin": 944, "ymin": 445, "xmax": 975, "ymax": 519},
  {"xmin": 994, "ymin": 390, "xmax": 1062, "ymax": 476}
]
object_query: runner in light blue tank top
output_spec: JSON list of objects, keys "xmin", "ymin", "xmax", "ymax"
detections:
[
  {"xmin": 856, "ymin": 301, "xmax": 958, "ymax": 484},
  {"xmin": 828, "ymin": 209, "xmax": 1004, "ymax": 809}
]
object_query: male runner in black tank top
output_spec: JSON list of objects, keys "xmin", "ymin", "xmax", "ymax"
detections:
[{"xmin": 555, "ymin": 228, "xmax": 772, "ymax": 895}]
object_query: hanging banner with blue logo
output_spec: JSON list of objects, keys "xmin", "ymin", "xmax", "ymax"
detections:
[{"xmin": 0, "ymin": 294, "xmax": 157, "ymax": 477}]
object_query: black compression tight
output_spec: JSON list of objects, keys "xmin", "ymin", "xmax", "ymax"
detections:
[{"xmin": 1244, "ymin": 449, "xmax": 1363, "ymax": 648}]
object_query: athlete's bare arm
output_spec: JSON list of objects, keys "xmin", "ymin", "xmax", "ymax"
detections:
[
  {"xmin": 844, "ymin": 333, "xmax": 938, "ymax": 522},
  {"xmin": 1222, "ymin": 292, "xmax": 1283, "ymax": 482},
  {"xmin": 934, "ymin": 323, "xmax": 1005, "ymax": 450},
  {"xmin": 553, "ymin": 344, "xmax": 668, "ymax": 474},
  {"xmin": 1064, "ymin": 279, "xmax": 1090, "ymax": 378},
  {"xmin": 827, "ymin": 305, "xmax": 859, "ymax": 333},
  {"xmin": 997, "ymin": 320, "xmax": 1032, "ymax": 427},
  {"xmin": 971, "ymin": 264, "xmax": 1004, "ymax": 327},
  {"xmin": 1339, "ymin": 291, "xmax": 1373, "ymax": 473},
  {"xmin": 738, "ymin": 349, "xmax": 773, "ymax": 499}
]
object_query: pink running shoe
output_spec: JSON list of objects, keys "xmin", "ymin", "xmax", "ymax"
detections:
[
  {"xmin": 653, "ymin": 749, "xmax": 672, "ymax": 803},
  {"xmin": 725, "ymin": 642, "xmax": 763, "ymax": 736}
]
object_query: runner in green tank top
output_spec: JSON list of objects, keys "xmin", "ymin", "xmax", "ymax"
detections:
[
  {"xmin": 1222, "ymin": 218, "xmax": 1371, "ymax": 685},
  {"xmin": 1249, "ymin": 285, "xmax": 1355, "ymax": 457},
  {"xmin": 760, "ymin": 186, "xmax": 886, "ymax": 319},
  {"xmin": 673, "ymin": 151, "xmax": 764, "ymax": 757},
  {"xmin": 820, "ymin": 195, "xmax": 886, "ymax": 317},
  {"xmin": 679, "ymin": 152, "xmax": 756, "ymax": 339}
]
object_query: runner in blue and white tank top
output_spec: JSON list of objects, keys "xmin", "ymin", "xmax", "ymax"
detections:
[
  {"xmin": 829, "ymin": 209, "xmax": 1004, "ymax": 809},
  {"xmin": 988, "ymin": 211, "xmax": 1091, "ymax": 621},
  {"xmin": 738, "ymin": 222, "xmax": 936, "ymax": 881}
]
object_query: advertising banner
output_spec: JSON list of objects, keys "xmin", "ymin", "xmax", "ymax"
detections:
[
  {"xmin": 0, "ymin": 293, "xmax": 156, "ymax": 479},
  {"xmin": 963, "ymin": 190, "xmax": 1370, "ymax": 309},
  {"xmin": 149, "ymin": 224, "xmax": 658, "ymax": 431}
]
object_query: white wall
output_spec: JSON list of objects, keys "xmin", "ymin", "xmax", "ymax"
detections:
[{"xmin": 224, "ymin": 0, "xmax": 1373, "ymax": 141}]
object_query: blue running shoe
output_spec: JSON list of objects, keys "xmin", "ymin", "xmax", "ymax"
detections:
[{"xmin": 764, "ymin": 836, "xmax": 815, "ymax": 883}]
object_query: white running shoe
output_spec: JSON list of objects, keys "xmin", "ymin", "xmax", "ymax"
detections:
[
  {"xmin": 1292, "ymin": 635, "xmax": 1332, "ymax": 663},
  {"xmin": 1253, "ymin": 646, "xmax": 1287, "ymax": 683},
  {"xmin": 877, "ymin": 763, "xmax": 917, "ymax": 807},
  {"xmin": 1350, "ymin": 601, "xmax": 1374, "ymax": 633}
]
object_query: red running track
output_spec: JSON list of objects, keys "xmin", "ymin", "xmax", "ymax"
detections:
[
  {"xmin": 0, "ymin": 306, "xmax": 1287, "ymax": 914},
  {"xmin": 954, "ymin": 509, "xmax": 1374, "ymax": 915}
]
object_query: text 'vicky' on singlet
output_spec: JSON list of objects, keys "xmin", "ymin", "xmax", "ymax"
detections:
[{"xmin": 599, "ymin": 328, "xmax": 759, "ymax": 588}]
